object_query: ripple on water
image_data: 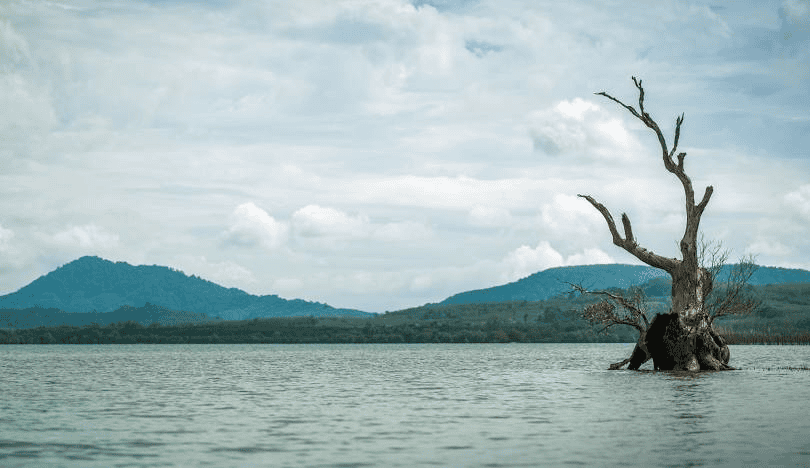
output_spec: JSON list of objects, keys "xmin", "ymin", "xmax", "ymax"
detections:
[{"xmin": 0, "ymin": 344, "xmax": 809, "ymax": 467}]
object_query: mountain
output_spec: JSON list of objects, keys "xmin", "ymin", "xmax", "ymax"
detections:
[
  {"xmin": 439, "ymin": 263, "xmax": 810, "ymax": 305},
  {"xmin": 0, "ymin": 303, "xmax": 216, "ymax": 329},
  {"xmin": 0, "ymin": 256, "xmax": 372, "ymax": 320}
]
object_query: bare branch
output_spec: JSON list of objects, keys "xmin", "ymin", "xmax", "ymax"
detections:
[
  {"xmin": 621, "ymin": 213, "xmax": 634, "ymax": 244},
  {"xmin": 670, "ymin": 114, "xmax": 684, "ymax": 160},
  {"xmin": 632, "ymin": 76, "xmax": 647, "ymax": 116},
  {"xmin": 699, "ymin": 234, "xmax": 729, "ymax": 283},
  {"xmin": 594, "ymin": 77, "xmax": 715, "ymax": 267},
  {"xmin": 696, "ymin": 186, "xmax": 714, "ymax": 214},
  {"xmin": 676, "ymin": 152, "xmax": 686, "ymax": 172},
  {"xmin": 578, "ymin": 194, "xmax": 678, "ymax": 272},
  {"xmin": 577, "ymin": 194, "xmax": 623, "ymax": 246},
  {"xmin": 593, "ymin": 91, "xmax": 642, "ymax": 120},
  {"xmin": 569, "ymin": 282, "xmax": 649, "ymax": 333},
  {"xmin": 701, "ymin": 248, "xmax": 762, "ymax": 322}
]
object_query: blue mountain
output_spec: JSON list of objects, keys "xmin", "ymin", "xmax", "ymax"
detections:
[
  {"xmin": 0, "ymin": 256, "xmax": 372, "ymax": 320},
  {"xmin": 439, "ymin": 263, "xmax": 810, "ymax": 305}
]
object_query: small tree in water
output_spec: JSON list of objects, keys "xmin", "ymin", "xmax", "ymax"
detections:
[{"xmin": 579, "ymin": 77, "xmax": 757, "ymax": 371}]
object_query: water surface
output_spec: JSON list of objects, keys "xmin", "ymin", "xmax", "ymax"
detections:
[{"xmin": 1, "ymin": 343, "xmax": 809, "ymax": 467}]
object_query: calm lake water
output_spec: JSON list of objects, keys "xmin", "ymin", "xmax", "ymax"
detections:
[{"xmin": 1, "ymin": 343, "xmax": 809, "ymax": 467}]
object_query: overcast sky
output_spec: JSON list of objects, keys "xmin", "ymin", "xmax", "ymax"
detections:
[{"xmin": 1, "ymin": 0, "xmax": 808, "ymax": 312}]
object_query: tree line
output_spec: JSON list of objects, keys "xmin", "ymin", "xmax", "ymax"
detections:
[{"xmin": 2, "ymin": 282, "xmax": 809, "ymax": 345}]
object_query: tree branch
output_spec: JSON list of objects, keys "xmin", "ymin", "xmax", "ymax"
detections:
[
  {"xmin": 621, "ymin": 213, "xmax": 634, "ymax": 244},
  {"xmin": 578, "ymin": 194, "xmax": 678, "ymax": 272},
  {"xmin": 595, "ymin": 77, "xmax": 714, "ymax": 266},
  {"xmin": 705, "ymin": 256, "xmax": 761, "ymax": 322},
  {"xmin": 569, "ymin": 283, "xmax": 650, "ymax": 332},
  {"xmin": 696, "ymin": 186, "xmax": 714, "ymax": 214},
  {"xmin": 670, "ymin": 114, "xmax": 684, "ymax": 160}
]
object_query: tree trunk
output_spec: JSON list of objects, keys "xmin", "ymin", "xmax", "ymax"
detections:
[
  {"xmin": 647, "ymin": 262, "xmax": 731, "ymax": 370},
  {"xmin": 643, "ymin": 311, "xmax": 731, "ymax": 371}
]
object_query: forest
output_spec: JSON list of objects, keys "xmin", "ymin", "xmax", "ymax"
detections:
[{"xmin": 2, "ymin": 282, "xmax": 809, "ymax": 345}]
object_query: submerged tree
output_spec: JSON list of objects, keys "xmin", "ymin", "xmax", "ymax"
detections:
[
  {"xmin": 572, "ymin": 238, "xmax": 759, "ymax": 370},
  {"xmin": 579, "ymin": 77, "xmax": 754, "ymax": 371}
]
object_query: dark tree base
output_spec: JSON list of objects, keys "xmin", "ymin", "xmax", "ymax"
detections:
[{"xmin": 611, "ymin": 313, "xmax": 733, "ymax": 371}]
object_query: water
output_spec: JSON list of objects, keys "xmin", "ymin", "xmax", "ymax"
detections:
[{"xmin": 1, "ymin": 343, "xmax": 809, "ymax": 467}]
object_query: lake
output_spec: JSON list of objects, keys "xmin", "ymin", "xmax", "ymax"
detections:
[{"xmin": 1, "ymin": 343, "xmax": 809, "ymax": 467}]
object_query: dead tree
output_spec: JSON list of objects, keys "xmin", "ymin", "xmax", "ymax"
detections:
[{"xmin": 580, "ymin": 77, "xmax": 732, "ymax": 371}]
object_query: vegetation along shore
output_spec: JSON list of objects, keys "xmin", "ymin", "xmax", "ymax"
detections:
[{"xmin": 3, "ymin": 282, "xmax": 809, "ymax": 345}]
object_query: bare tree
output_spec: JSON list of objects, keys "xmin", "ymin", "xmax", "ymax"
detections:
[
  {"xmin": 572, "ymin": 236, "xmax": 759, "ymax": 369},
  {"xmin": 579, "ymin": 77, "xmax": 735, "ymax": 370}
]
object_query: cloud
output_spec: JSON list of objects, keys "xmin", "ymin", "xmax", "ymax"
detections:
[
  {"xmin": 528, "ymin": 98, "xmax": 638, "ymax": 161},
  {"xmin": 292, "ymin": 204, "xmax": 369, "ymax": 238},
  {"xmin": 745, "ymin": 240, "xmax": 791, "ymax": 257},
  {"xmin": 500, "ymin": 240, "xmax": 614, "ymax": 282},
  {"xmin": 223, "ymin": 202, "xmax": 289, "ymax": 250},
  {"xmin": 565, "ymin": 248, "xmax": 615, "ymax": 266},
  {"xmin": 0, "ymin": 19, "xmax": 32, "ymax": 67},
  {"xmin": 469, "ymin": 205, "xmax": 512, "ymax": 227},
  {"xmin": 782, "ymin": 0, "xmax": 810, "ymax": 26},
  {"xmin": 501, "ymin": 241, "xmax": 564, "ymax": 281},
  {"xmin": 373, "ymin": 220, "xmax": 433, "ymax": 241},
  {"xmin": 540, "ymin": 193, "xmax": 604, "ymax": 232},
  {"xmin": 0, "ymin": 0, "xmax": 807, "ymax": 312},
  {"xmin": 49, "ymin": 224, "xmax": 120, "ymax": 250},
  {"xmin": 175, "ymin": 255, "xmax": 258, "ymax": 289},
  {"xmin": 271, "ymin": 277, "xmax": 305, "ymax": 296},
  {"xmin": 0, "ymin": 224, "xmax": 13, "ymax": 252},
  {"xmin": 291, "ymin": 204, "xmax": 432, "ymax": 243},
  {"xmin": 785, "ymin": 184, "xmax": 810, "ymax": 218}
]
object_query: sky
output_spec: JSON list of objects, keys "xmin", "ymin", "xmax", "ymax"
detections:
[{"xmin": 1, "ymin": 0, "xmax": 809, "ymax": 312}]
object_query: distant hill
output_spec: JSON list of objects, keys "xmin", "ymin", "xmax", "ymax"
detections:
[
  {"xmin": 0, "ymin": 256, "xmax": 372, "ymax": 320},
  {"xmin": 440, "ymin": 263, "xmax": 810, "ymax": 305},
  {"xmin": 0, "ymin": 303, "xmax": 216, "ymax": 329},
  {"xmin": 440, "ymin": 264, "xmax": 668, "ymax": 305}
]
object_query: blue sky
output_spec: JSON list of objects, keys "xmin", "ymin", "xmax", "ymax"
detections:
[{"xmin": 1, "ymin": 0, "xmax": 808, "ymax": 312}]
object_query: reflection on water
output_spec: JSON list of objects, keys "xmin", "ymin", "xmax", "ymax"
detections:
[{"xmin": 1, "ymin": 344, "xmax": 809, "ymax": 467}]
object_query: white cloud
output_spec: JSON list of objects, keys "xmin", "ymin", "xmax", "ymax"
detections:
[
  {"xmin": 565, "ymin": 248, "xmax": 615, "ymax": 266},
  {"xmin": 344, "ymin": 175, "xmax": 545, "ymax": 211},
  {"xmin": 0, "ymin": 19, "xmax": 32, "ymax": 67},
  {"xmin": 0, "ymin": 224, "xmax": 13, "ymax": 252},
  {"xmin": 555, "ymin": 98, "xmax": 598, "ymax": 121},
  {"xmin": 0, "ymin": 0, "xmax": 807, "ymax": 312},
  {"xmin": 373, "ymin": 220, "xmax": 433, "ymax": 242},
  {"xmin": 782, "ymin": 0, "xmax": 810, "ymax": 24},
  {"xmin": 271, "ymin": 277, "xmax": 305, "ymax": 296},
  {"xmin": 501, "ymin": 241, "xmax": 564, "ymax": 281},
  {"xmin": 528, "ymin": 98, "xmax": 639, "ymax": 161},
  {"xmin": 49, "ymin": 224, "xmax": 119, "ymax": 250},
  {"xmin": 175, "ymin": 255, "xmax": 258, "ymax": 289},
  {"xmin": 469, "ymin": 205, "xmax": 512, "ymax": 227},
  {"xmin": 500, "ymin": 240, "xmax": 614, "ymax": 282},
  {"xmin": 541, "ymin": 193, "xmax": 604, "ymax": 233},
  {"xmin": 785, "ymin": 185, "xmax": 810, "ymax": 218},
  {"xmin": 223, "ymin": 202, "xmax": 289, "ymax": 250},
  {"xmin": 745, "ymin": 240, "xmax": 791, "ymax": 257},
  {"xmin": 291, "ymin": 204, "xmax": 432, "ymax": 244},
  {"xmin": 292, "ymin": 204, "xmax": 369, "ymax": 238},
  {"xmin": 409, "ymin": 273, "xmax": 433, "ymax": 292}
]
